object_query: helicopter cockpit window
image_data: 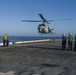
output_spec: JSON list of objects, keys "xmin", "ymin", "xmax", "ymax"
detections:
[{"xmin": 39, "ymin": 24, "xmax": 45, "ymax": 26}]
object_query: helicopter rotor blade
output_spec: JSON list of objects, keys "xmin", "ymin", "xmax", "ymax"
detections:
[
  {"xmin": 22, "ymin": 18, "xmax": 71, "ymax": 23},
  {"xmin": 52, "ymin": 18, "xmax": 72, "ymax": 21},
  {"xmin": 47, "ymin": 18, "xmax": 71, "ymax": 22},
  {"xmin": 39, "ymin": 14, "xmax": 48, "ymax": 22},
  {"xmin": 22, "ymin": 20, "xmax": 43, "ymax": 22}
]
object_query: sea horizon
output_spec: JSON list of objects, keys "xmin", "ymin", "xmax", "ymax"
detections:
[{"xmin": 0, "ymin": 36, "xmax": 62, "ymax": 43}]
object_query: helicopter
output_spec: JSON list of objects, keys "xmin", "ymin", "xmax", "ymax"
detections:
[{"xmin": 22, "ymin": 14, "xmax": 71, "ymax": 35}]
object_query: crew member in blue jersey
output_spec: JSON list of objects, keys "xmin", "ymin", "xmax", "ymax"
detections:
[{"xmin": 74, "ymin": 35, "xmax": 76, "ymax": 51}]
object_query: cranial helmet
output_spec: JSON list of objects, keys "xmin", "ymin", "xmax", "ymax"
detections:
[
  {"xmin": 63, "ymin": 34, "xmax": 65, "ymax": 36},
  {"xmin": 69, "ymin": 33, "xmax": 72, "ymax": 35}
]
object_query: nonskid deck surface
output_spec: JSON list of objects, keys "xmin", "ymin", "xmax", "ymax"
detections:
[{"xmin": 0, "ymin": 41, "xmax": 76, "ymax": 75}]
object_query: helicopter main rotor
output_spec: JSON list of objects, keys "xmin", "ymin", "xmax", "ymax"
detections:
[
  {"xmin": 22, "ymin": 14, "xmax": 54, "ymax": 23},
  {"xmin": 22, "ymin": 14, "xmax": 71, "ymax": 23}
]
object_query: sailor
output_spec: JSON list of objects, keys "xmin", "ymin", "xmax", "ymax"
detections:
[
  {"xmin": 68, "ymin": 33, "xmax": 74, "ymax": 50},
  {"xmin": 3, "ymin": 34, "xmax": 8, "ymax": 46},
  {"xmin": 62, "ymin": 34, "xmax": 66, "ymax": 50}
]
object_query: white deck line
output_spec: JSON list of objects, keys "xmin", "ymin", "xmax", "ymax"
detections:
[{"xmin": 0, "ymin": 39, "xmax": 62, "ymax": 46}]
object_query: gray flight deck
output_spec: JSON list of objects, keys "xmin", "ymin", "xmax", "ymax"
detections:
[{"xmin": 0, "ymin": 40, "xmax": 76, "ymax": 75}]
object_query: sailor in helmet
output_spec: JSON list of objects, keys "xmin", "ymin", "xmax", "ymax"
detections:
[
  {"xmin": 62, "ymin": 34, "xmax": 66, "ymax": 50},
  {"xmin": 68, "ymin": 33, "xmax": 74, "ymax": 50}
]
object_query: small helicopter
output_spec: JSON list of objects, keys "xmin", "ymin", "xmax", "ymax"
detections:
[{"xmin": 22, "ymin": 14, "xmax": 71, "ymax": 35}]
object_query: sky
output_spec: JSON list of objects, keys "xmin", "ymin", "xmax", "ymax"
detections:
[{"xmin": 0, "ymin": 0, "xmax": 76, "ymax": 36}]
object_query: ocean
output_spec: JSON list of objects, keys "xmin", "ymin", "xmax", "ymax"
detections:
[{"xmin": 0, "ymin": 36, "xmax": 62, "ymax": 43}]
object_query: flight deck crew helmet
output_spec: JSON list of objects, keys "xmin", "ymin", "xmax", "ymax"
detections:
[
  {"xmin": 63, "ymin": 34, "xmax": 65, "ymax": 36},
  {"xmin": 69, "ymin": 33, "xmax": 72, "ymax": 35}
]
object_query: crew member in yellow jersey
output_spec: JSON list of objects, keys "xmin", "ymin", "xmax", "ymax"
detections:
[{"xmin": 3, "ymin": 34, "xmax": 8, "ymax": 46}]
